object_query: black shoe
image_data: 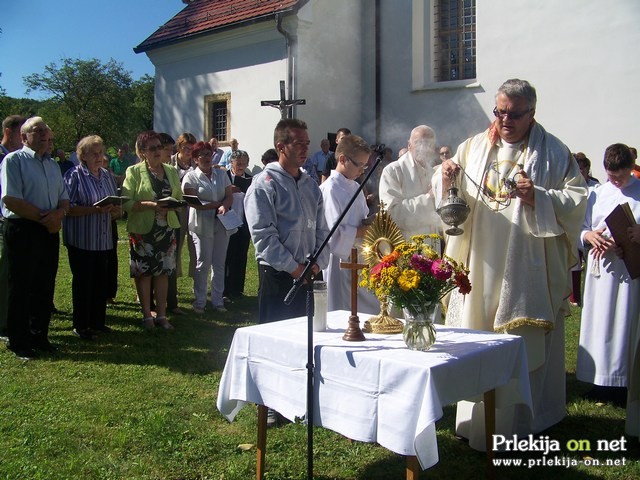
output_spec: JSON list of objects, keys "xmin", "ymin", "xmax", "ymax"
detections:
[
  {"xmin": 33, "ymin": 340, "xmax": 58, "ymax": 353},
  {"xmin": 93, "ymin": 325, "xmax": 113, "ymax": 333},
  {"xmin": 8, "ymin": 345, "xmax": 38, "ymax": 360},
  {"xmin": 582, "ymin": 386, "xmax": 627, "ymax": 408},
  {"xmin": 73, "ymin": 328, "xmax": 97, "ymax": 340}
]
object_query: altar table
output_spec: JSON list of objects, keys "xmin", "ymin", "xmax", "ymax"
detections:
[{"xmin": 217, "ymin": 311, "xmax": 532, "ymax": 478}]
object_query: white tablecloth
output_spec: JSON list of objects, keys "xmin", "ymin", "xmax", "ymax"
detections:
[{"xmin": 217, "ymin": 310, "xmax": 532, "ymax": 469}]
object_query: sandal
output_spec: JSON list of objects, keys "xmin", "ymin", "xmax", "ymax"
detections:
[
  {"xmin": 142, "ymin": 316, "xmax": 155, "ymax": 331},
  {"xmin": 154, "ymin": 316, "xmax": 175, "ymax": 331}
]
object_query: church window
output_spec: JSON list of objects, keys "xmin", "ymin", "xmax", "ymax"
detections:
[
  {"xmin": 411, "ymin": 0, "xmax": 477, "ymax": 90},
  {"xmin": 434, "ymin": 0, "xmax": 476, "ymax": 82},
  {"xmin": 204, "ymin": 93, "xmax": 231, "ymax": 143}
]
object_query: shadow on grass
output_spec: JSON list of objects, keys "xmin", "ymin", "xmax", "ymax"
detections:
[
  {"xmin": 345, "ymin": 399, "xmax": 637, "ymax": 480},
  {"xmin": 44, "ymin": 294, "xmax": 259, "ymax": 374}
]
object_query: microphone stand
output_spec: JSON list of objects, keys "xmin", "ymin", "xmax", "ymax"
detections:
[{"xmin": 284, "ymin": 150, "xmax": 384, "ymax": 480}]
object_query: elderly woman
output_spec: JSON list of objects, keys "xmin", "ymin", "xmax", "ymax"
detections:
[
  {"xmin": 101, "ymin": 154, "xmax": 120, "ymax": 305},
  {"xmin": 170, "ymin": 133, "xmax": 197, "ymax": 279},
  {"xmin": 63, "ymin": 135, "xmax": 119, "ymax": 339},
  {"xmin": 122, "ymin": 131, "xmax": 183, "ymax": 331},
  {"xmin": 182, "ymin": 141, "xmax": 234, "ymax": 313},
  {"xmin": 224, "ymin": 150, "xmax": 253, "ymax": 298}
]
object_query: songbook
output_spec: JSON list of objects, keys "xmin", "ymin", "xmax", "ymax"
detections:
[
  {"xmin": 183, "ymin": 195, "xmax": 205, "ymax": 206},
  {"xmin": 217, "ymin": 209, "xmax": 243, "ymax": 231},
  {"xmin": 605, "ymin": 202, "xmax": 640, "ymax": 279},
  {"xmin": 157, "ymin": 197, "xmax": 187, "ymax": 208},
  {"xmin": 93, "ymin": 196, "xmax": 129, "ymax": 207}
]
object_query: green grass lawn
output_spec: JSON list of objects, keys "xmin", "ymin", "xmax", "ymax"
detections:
[{"xmin": 0, "ymin": 221, "xmax": 638, "ymax": 479}]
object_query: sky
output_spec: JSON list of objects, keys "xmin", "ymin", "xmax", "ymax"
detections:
[{"xmin": 0, "ymin": 0, "xmax": 186, "ymax": 99}]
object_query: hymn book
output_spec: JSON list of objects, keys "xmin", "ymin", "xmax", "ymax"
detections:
[
  {"xmin": 605, "ymin": 202, "xmax": 640, "ymax": 279},
  {"xmin": 183, "ymin": 195, "xmax": 205, "ymax": 206},
  {"xmin": 93, "ymin": 196, "xmax": 129, "ymax": 207},
  {"xmin": 156, "ymin": 197, "xmax": 187, "ymax": 208}
]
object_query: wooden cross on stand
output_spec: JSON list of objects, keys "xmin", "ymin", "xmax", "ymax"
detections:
[
  {"xmin": 260, "ymin": 80, "xmax": 306, "ymax": 119},
  {"xmin": 340, "ymin": 248, "xmax": 367, "ymax": 341}
]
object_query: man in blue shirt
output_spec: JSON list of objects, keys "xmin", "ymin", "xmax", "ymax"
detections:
[
  {"xmin": 1, "ymin": 117, "xmax": 69, "ymax": 359},
  {"xmin": 0, "ymin": 115, "xmax": 26, "ymax": 342}
]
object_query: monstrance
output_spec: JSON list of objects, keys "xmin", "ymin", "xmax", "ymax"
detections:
[{"xmin": 360, "ymin": 203, "xmax": 405, "ymax": 334}]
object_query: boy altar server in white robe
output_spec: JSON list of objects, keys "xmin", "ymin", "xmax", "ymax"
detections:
[
  {"xmin": 320, "ymin": 135, "xmax": 379, "ymax": 314},
  {"xmin": 577, "ymin": 144, "xmax": 640, "ymax": 435},
  {"xmin": 437, "ymin": 79, "xmax": 588, "ymax": 450}
]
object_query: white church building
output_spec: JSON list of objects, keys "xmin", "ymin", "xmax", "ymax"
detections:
[{"xmin": 135, "ymin": 0, "xmax": 639, "ymax": 179}]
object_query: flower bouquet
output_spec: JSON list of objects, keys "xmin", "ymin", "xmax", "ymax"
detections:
[{"xmin": 360, "ymin": 234, "xmax": 471, "ymax": 350}]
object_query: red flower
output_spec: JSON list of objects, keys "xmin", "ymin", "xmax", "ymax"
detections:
[{"xmin": 454, "ymin": 271, "xmax": 472, "ymax": 294}]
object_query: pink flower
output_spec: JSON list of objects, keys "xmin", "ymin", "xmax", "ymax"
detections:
[
  {"xmin": 370, "ymin": 261, "xmax": 391, "ymax": 280},
  {"xmin": 410, "ymin": 254, "xmax": 433, "ymax": 274},
  {"xmin": 431, "ymin": 259, "xmax": 453, "ymax": 280}
]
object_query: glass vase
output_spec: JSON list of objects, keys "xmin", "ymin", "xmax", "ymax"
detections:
[{"xmin": 402, "ymin": 303, "xmax": 437, "ymax": 352}]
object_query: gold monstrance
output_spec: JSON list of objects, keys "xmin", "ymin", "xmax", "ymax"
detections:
[{"xmin": 361, "ymin": 203, "xmax": 405, "ymax": 334}]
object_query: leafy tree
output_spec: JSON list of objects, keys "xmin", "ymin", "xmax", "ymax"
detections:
[
  {"xmin": 130, "ymin": 74, "xmax": 155, "ymax": 132},
  {"xmin": 22, "ymin": 57, "xmax": 153, "ymax": 152},
  {"xmin": 0, "ymin": 96, "xmax": 44, "ymax": 123}
]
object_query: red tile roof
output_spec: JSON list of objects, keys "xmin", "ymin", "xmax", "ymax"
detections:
[{"xmin": 134, "ymin": 0, "xmax": 305, "ymax": 53}]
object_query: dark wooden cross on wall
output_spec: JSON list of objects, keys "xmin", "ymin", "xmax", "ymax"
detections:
[{"xmin": 260, "ymin": 80, "xmax": 306, "ymax": 119}]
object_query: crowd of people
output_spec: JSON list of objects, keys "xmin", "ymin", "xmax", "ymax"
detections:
[{"xmin": 0, "ymin": 78, "xmax": 638, "ymax": 440}]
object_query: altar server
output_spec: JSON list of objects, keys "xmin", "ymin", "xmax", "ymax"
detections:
[{"xmin": 320, "ymin": 135, "xmax": 379, "ymax": 314}]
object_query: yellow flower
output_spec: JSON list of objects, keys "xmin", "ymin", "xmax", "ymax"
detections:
[
  {"xmin": 395, "ymin": 243, "xmax": 417, "ymax": 257},
  {"xmin": 398, "ymin": 269, "xmax": 420, "ymax": 291},
  {"xmin": 421, "ymin": 245, "xmax": 439, "ymax": 260}
]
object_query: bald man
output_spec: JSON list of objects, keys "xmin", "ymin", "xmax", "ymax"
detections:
[{"xmin": 379, "ymin": 125, "xmax": 441, "ymax": 239}]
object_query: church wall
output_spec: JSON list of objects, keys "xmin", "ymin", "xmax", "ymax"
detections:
[
  {"xmin": 295, "ymin": 0, "xmax": 364, "ymax": 149},
  {"xmin": 375, "ymin": 0, "xmax": 640, "ymax": 179},
  {"xmin": 146, "ymin": 23, "xmax": 288, "ymax": 169}
]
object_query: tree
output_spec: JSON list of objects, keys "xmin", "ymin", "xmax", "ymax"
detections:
[
  {"xmin": 130, "ymin": 74, "xmax": 155, "ymax": 133},
  {"xmin": 23, "ymin": 57, "xmax": 153, "ymax": 151}
]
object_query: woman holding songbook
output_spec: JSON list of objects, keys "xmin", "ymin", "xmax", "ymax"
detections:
[
  {"xmin": 223, "ymin": 150, "xmax": 253, "ymax": 299},
  {"xmin": 181, "ymin": 141, "xmax": 234, "ymax": 314},
  {"xmin": 122, "ymin": 131, "xmax": 183, "ymax": 331},
  {"xmin": 577, "ymin": 143, "xmax": 640, "ymax": 412},
  {"xmin": 63, "ymin": 135, "xmax": 119, "ymax": 339}
]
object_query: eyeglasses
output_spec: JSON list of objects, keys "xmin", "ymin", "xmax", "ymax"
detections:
[
  {"xmin": 493, "ymin": 107, "xmax": 533, "ymax": 121},
  {"xmin": 145, "ymin": 145, "xmax": 163, "ymax": 152},
  {"xmin": 346, "ymin": 155, "xmax": 368, "ymax": 170},
  {"xmin": 439, "ymin": 151, "xmax": 451, "ymax": 158}
]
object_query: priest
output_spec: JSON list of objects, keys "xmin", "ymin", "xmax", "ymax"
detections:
[
  {"xmin": 320, "ymin": 134, "xmax": 379, "ymax": 314},
  {"xmin": 379, "ymin": 125, "xmax": 441, "ymax": 241},
  {"xmin": 437, "ymin": 79, "xmax": 588, "ymax": 449}
]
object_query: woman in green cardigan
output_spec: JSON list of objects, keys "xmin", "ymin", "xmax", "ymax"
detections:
[{"xmin": 122, "ymin": 131, "xmax": 183, "ymax": 331}]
